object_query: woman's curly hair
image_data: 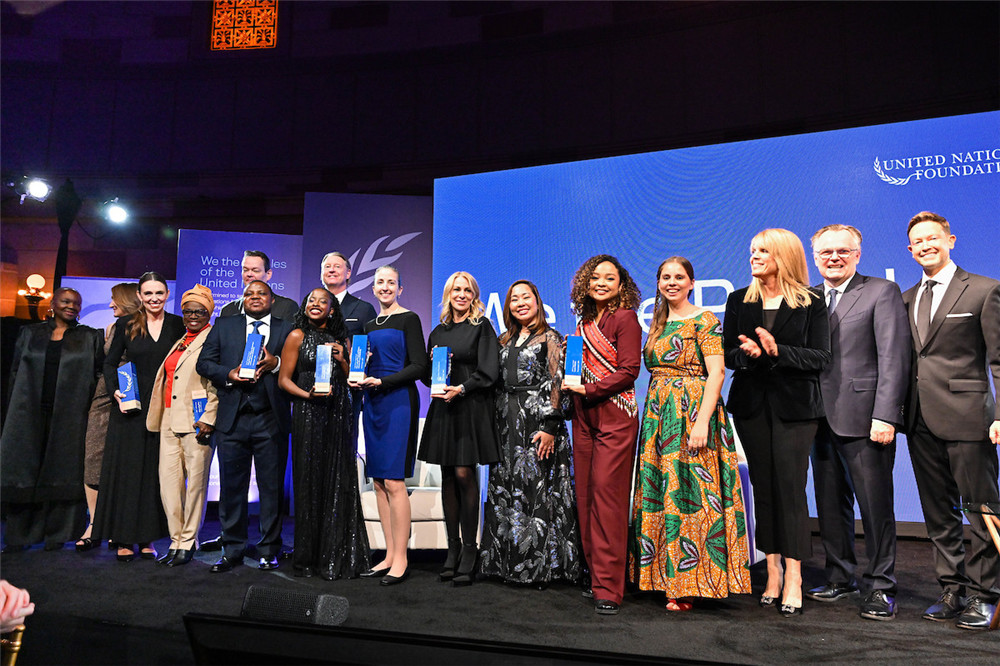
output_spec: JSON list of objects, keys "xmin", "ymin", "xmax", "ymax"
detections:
[
  {"xmin": 569, "ymin": 254, "xmax": 641, "ymax": 322},
  {"xmin": 293, "ymin": 287, "xmax": 348, "ymax": 345}
]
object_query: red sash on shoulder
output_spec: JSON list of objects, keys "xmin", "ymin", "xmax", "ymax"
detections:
[{"xmin": 577, "ymin": 317, "xmax": 637, "ymax": 418}]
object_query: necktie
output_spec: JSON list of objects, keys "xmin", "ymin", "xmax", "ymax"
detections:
[
  {"xmin": 251, "ymin": 320, "xmax": 263, "ymax": 335},
  {"xmin": 916, "ymin": 280, "xmax": 936, "ymax": 345},
  {"xmin": 827, "ymin": 289, "xmax": 839, "ymax": 317}
]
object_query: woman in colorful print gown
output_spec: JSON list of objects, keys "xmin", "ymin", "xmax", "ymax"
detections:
[{"xmin": 628, "ymin": 257, "xmax": 752, "ymax": 611}]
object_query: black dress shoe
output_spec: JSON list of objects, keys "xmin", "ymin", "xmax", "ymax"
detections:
[
  {"xmin": 294, "ymin": 566, "xmax": 315, "ymax": 578},
  {"xmin": 200, "ymin": 536, "xmax": 223, "ymax": 552},
  {"xmin": 258, "ymin": 556, "xmax": 279, "ymax": 570},
  {"xmin": 452, "ymin": 545, "xmax": 478, "ymax": 586},
  {"xmin": 157, "ymin": 549, "xmax": 178, "ymax": 565},
  {"xmin": 210, "ymin": 555, "xmax": 244, "ymax": 573},
  {"xmin": 360, "ymin": 566, "xmax": 391, "ymax": 578},
  {"xmin": 595, "ymin": 599, "xmax": 620, "ymax": 615},
  {"xmin": 955, "ymin": 596, "xmax": 996, "ymax": 630},
  {"xmin": 167, "ymin": 549, "xmax": 193, "ymax": 567},
  {"xmin": 859, "ymin": 590, "xmax": 896, "ymax": 621},
  {"xmin": 779, "ymin": 603, "xmax": 803, "ymax": 617},
  {"xmin": 922, "ymin": 590, "xmax": 964, "ymax": 622},
  {"xmin": 805, "ymin": 582, "xmax": 858, "ymax": 602},
  {"xmin": 582, "ymin": 586, "xmax": 594, "ymax": 599},
  {"xmin": 380, "ymin": 569, "xmax": 410, "ymax": 586}
]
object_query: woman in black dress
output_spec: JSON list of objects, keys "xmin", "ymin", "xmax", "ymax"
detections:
[
  {"xmin": 278, "ymin": 288, "xmax": 370, "ymax": 580},
  {"xmin": 479, "ymin": 280, "xmax": 581, "ymax": 587},
  {"xmin": 418, "ymin": 271, "xmax": 501, "ymax": 586},
  {"xmin": 723, "ymin": 228, "xmax": 830, "ymax": 616},
  {"xmin": 77, "ymin": 282, "xmax": 140, "ymax": 551},
  {"xmin": 94, "ymin": 272, "xmax": 184, "ymax": 562},
  {"xmin": 1, "ymin": 288, "xmax": 103, "ymax": 551}
]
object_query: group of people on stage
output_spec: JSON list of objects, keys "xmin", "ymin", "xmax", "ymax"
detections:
[{"xmin": 2, "ymin": 211, "xmax": 997, "ymax": 629}]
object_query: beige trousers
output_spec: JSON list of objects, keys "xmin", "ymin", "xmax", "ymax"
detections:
[{"xmin": 158, "ymin": 427, "xmax": 213, "ymax": 550}]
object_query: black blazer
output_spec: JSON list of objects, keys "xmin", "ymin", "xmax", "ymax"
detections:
[
  {"xmin": 340, "ymin": 292, "xmax": 377, "ymax": 338},
  {"xmin": 723, "ymin": 286, "xmax": 831, "ymax": 421},
  {"xmin": 196, "ymin": 314, "xmax": 294, "ymax": 434}
]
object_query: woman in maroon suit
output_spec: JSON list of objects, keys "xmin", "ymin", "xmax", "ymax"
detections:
[{"xmin": 563, "ymin": 254, "xmax": 642, "ymax": 615}]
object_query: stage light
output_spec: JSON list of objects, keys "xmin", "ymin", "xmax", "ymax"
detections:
[
  {"xmin": 6, "ymin": 175, "xmax": 52, "ymax": 203},
  {"xmin": 103, "ymin": 198, "xmax": 129, "ymax": 224}
]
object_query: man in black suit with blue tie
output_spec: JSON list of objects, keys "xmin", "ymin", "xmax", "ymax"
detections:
[
  {"xmin": 806, "ymin": 224, "xmax": 910, "ymax": 621},
  {"xmin": 196, "ymin": 280, "xmax": 293, "ymax": 572},
  {"xmin": 903, "ymin": 211, "xmax": 1000, "ymax": 630}
]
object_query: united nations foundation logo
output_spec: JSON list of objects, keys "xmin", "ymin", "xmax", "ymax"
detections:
[
  {"xmin": 347, "ymin": 232, "xmax": 422, "ymax": 293},
  {"xmin": 874, "ymin": 149, "xmax": 1000, "ymax": 186}
]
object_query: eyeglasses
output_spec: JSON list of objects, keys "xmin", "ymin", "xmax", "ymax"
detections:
[
  {"xmin": 181, "ymin": 309, "xmax": 209, "ymax": 317},
  {"xmin": 816, "ymin": 248, "xmax": 858, "ymax": 260}
]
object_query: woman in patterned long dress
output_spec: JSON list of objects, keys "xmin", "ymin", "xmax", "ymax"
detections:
[
  {"xmin": 629, "ymin": 257, "xmax": 751, "ymax": 610},
  {"xmin": 480, "ymin": 280, "xmax": 581, "ymax": 587},
  {"xmin": 278, "ymin": 288, "xmax": 371, "ymax": 579}
]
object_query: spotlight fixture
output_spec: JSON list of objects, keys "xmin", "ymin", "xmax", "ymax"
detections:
[
  {"xmin": 7, "ymin": 175, "xmax": 52, "ymax": 203},
  {"xmin": 103, "ymin": 198, "xmax": 129, "ymax": 224}
]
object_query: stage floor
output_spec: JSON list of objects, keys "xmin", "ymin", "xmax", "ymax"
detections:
[{"xmin": 2, "ymin": 517, "xmax": 997, "ymax": 664}]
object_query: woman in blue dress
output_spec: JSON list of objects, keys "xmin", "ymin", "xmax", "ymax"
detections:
[{"xmin": 352, "ymin": 266, "xmax": 428, "ymax": 585}]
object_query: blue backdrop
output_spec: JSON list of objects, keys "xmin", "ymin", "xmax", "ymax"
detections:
[{"xmin": 432, "ymin": 111, "xmax": 1000, "ymax": 523}]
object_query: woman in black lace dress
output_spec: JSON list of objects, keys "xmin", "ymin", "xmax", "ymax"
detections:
[
  {"xmin": 479, "ymin": 280, "xmax": 581, "ymax": 587},
  {"xmin": 278, "ymin": 288, "xmax": 370, "ymax": 579}
]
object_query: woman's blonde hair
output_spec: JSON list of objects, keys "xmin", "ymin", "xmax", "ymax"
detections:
[
  {"xmin": 439, "ymin": 271, "xmax": 485, "ymax": 325},
  {"xmin": 743, "ymin": 228, "xmax": 814, "ymax": 308}
]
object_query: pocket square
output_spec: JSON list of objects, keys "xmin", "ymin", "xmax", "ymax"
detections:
[
  {"xmin": 945, "ymin": 312, "xmax": 973, "ymax": 318},
  {"xmin": 346, "ymin": 318, "xmax": 359, "ymax": 322}
]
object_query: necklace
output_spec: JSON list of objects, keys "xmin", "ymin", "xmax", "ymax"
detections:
[{"xmin": 375, "ymin": 305, "xmax": 399, "ymax": 325}]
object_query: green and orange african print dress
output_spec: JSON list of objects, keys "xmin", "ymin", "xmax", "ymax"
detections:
[{"xmin": 628, "ymin": 311, "xmax": 751, "ymax": 598}]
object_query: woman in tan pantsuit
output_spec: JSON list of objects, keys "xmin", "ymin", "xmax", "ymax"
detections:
[{"xmin": 146, "ymin": 284, "xmax": 219, "ymax": 567}]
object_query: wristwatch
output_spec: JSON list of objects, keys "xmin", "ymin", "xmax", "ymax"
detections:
[{"xmin": 459, "ymin": 384, "xmax": 466, "ymax": 396}]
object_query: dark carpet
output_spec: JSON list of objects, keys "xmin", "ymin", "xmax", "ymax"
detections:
[{"xmin": 2, "ymin": 516, "xmax": 996, "ymax": 665}]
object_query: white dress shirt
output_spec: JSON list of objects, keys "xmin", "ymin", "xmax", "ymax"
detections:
[{"xmin": 914, "ymin": 260, "xmax": 957, "ymax": 320}]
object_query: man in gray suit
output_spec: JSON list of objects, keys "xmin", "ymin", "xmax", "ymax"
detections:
[
  {"xmin": 903, "ymin": 211, "xmax": 1000, "ymax": 630},
  {"xmin": 805, "ymin": 224, "xmax": 910, "ymax": 621}
]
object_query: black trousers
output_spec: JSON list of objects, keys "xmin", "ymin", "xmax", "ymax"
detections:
[
  {"xmin": 909, "ymin": 409, "xmax": 1000, "ymax": 601},
  {"xmin": 811, "ymin": 420, "xmax": 897, "ymax": 593},
  {"xmin": 216, "ymin": 408, "xmax": 288, "ymax": 560},
  {"xmin": 734, "ymin": 402, "xmax": 817, "ymax": 561}
]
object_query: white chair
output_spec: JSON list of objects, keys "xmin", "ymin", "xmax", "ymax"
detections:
[{"xmin": 357, "ymin": 418, "xmax": 449, "ymax": 550}]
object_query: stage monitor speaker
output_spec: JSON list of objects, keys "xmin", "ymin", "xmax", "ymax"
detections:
[{"xmin": 240, "ymin": 585, "xmax": 348, "ymax": 627}]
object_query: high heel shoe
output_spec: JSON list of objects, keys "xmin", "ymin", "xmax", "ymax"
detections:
[
  {"xmin": 759, "ymin": 594, "xmax": 777, "ymax": 607},
  {"xmin": 75, "ymin": 537, "xmax": 96, "ymax": 552},
  {"xmin": 452, "ymin": 544, "xmax": 478, "ymax": 586},
  {"xmin": 779, "ymin": 602, "xmax": 803, "ymax": 617},
  {"xmin": 439, "ymin": 538, "xmax": 461, "ymax": 582}
]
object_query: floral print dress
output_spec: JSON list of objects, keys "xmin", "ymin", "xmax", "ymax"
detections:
[
  {"xmin": 479, "ymin": 328, "xmax": 581, "ymax": 585},
  {"xmin": 628, "ymin": 311, "xmax": 751, "ymax": 598}
]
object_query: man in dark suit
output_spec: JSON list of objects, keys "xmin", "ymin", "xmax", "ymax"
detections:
[
  {"xmin": 196, "ymin": 280, "xmax": 293, "ymax": 572},
  {"xmin": 320, "ymin": 251, "xmax": 376, "ymax": 337},
  {"xmin": 903, "ymin": 211, "xmax": 1000, "ymax": 630},
  {"xmin": 805, "ymin": 224, "xmax": 910, "ymax": 621},
  {"xmin": 219, "ymin": 250, "xmax": 298, "ymax": 320}
]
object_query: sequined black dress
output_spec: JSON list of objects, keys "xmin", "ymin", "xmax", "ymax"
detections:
[
  {"xmin": 479, "ymin": 328, "xmax": 582, "ymax": 584},
  {"xmin": 290, "ymin": 326, "xmax": 370, "ymax": 579}
]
